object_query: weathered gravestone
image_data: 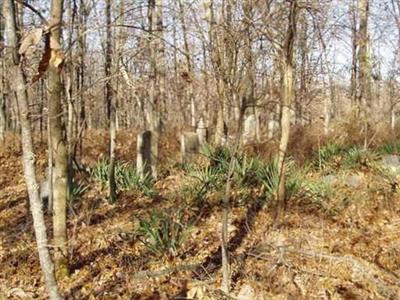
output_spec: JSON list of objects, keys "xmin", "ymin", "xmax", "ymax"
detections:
[
  {"xmin": 344, "ymin": 173, "xmax": 364, "ymax": 188},
  {"xmin": 243, "ymin": 115, "xmax": 256, "ymax": 144},
  {"xmin": 237, "ymin": 284, "xmax": 255, "ymax": 300},
  {"xmin": 181, "ymin": 132, "xmax": 200, "ymax": 163},
  {"xmin": 40, "ymin": 179, "xmax": 50, "ymax": 203},
  {"xmin": 268, "ymin": 119, "xmax": 279, "ymax": 139},
  {"xmin": 323, "ymin": 174, "xmax": 338, "ymax": 186},
  {"xmin": 323, "ymin": 173, "xmax": 364, "ymax": 188},
  {"xmin": 381, "ymin": 155, "xmax": 400, "ymax": 174},
  {"xmin": 137, "ymin": 130, "xmax": 153, "ymax": 179},
  {"xmin": 196, "ymin": 117, "xmax": 207, "ymax": 145}
]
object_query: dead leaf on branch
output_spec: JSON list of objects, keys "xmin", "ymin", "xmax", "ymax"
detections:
[
  {"xmin": 18, "ymin": 28, "xmax": 43, "ymax": 56},
  {"xmin": 32, "ymin": 34, "xmax": 50, "ymax": 83},
  {"xmin": 32, "ymin": 32, "xmax": 64, "ymax": 83}
]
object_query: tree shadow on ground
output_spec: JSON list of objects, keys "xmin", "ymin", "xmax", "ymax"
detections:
[
  {"xmin": 0, "ymin": 195, "xmax": 26, "ymax": 213},
  {"xmin": 192, "ymin": 197, "xmax": 268, "ymax": 281},
  {"xmin": 67, "ymin": 241, "xmax": 152, "ymax": 298}
]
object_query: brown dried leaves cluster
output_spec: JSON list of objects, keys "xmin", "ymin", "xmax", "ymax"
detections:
[{"xmin": 18, "ymin": 19, "xmax": 64, "ymax": 83}]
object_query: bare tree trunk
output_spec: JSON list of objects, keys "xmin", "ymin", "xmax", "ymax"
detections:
[
  {"xmin": 208, "ymin": 0, "xmax": 232, "ymax": 146},
  {"xmin": 0, "ymin": 72, "xmax": 5, "ymax": 143},
  {"xmin": 3, "ymin": 0, "xmax": 62, "ymax": 298},
  {"xmin": 350, "ymin": 0, "xmax": 358, "ymax": 112},
  {"xmin": 147, "ymin": 0, "xmax": 163, "ymax": 179},
  {"xmin": 172, "ymin": 5, "xmax": 185, "ymax": 129},
  {"xmin": 0, "ymin": 93, "xmax": 5, "ymax": 143},
  {"xmin": 47, "ymin": 97, "xmax": 54, "ymax": 215},
  {"xmin": 178, "ymin": 0, "xmax": 196, "ymax": 128},
  {"xmin": 276, "ymin": 0, "xmax": 298, "ymax": 222},
  {"xmin": 297, "ymin": 15, "xmax": 308, "ymax": 125},
  {"xmin": 0, "ymin": 13, "xmax": 6, "ymax": 143},
  {"xmin": 243, "ymin": 0, "xmax": 257, "ymax": 142},
  {"xmin": 105, "ymin": 0, "xmax": 117, "ymax": 202},
  {"xmin": 221, "ymin": 100, "xmax": 246, "ymax": 294},
  {"xmin": 357, "ymin": 0, "xmax": 372, "ymax": 148},
  {"xmin": 48, "ymin": 0, "xmax": 70, "ymax": 278},
  {"xmin": 75, "ymin": 0, "xmax": 88, "ymax": 155}
]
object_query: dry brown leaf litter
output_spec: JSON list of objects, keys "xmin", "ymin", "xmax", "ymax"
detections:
[{"xmin": 1, "ymin": 131, "xmax": 400, "ymax": 299}]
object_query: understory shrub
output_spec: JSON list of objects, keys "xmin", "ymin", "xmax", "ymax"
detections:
[
  {"xmin": 312, "ymin": 143, "xmax": 346, "ymax": 171},
  {"xmin": 71, "ymin": 179, "xmax": 89, "ymax": 199},
  {"xmin": 378, "ymin": 142, "xmax": 400, "ymax": 155},
  {"xmin": 301, "ymin": 179, "xmax": 336, "ymax": 214},
  {"xmin": 91, "ymin": 158, "xmax": 154, "ymax": 196},
  {"xmin": 343, "ymin": 146, "xmax": 378, "ymax": 169},
  {"xmin": 135, "ymin": 210, "xmax": 190, "ymax": 257},
  {"xmin": 256, "ymin": 158, "xmax": 304, "ymax": 201}
]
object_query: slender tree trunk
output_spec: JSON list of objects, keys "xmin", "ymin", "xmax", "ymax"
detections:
[
  {"xmin": 297, "ymin": 15, "xmax": 308, "ymax": 125},
  {"xmin": 105, "ymin": 0, "xmax": 117, "ymax": 202},
  {"xmin": 350, "ymin": 1, "xmax": 358, "ymax": 112},
  {"xmin": 221, "ymin": 100, "xmax": 246, "ymax": 294},
  {"xmin": 207, "ymin": 0, "xmax": 228, "ymax": 146},
  {"xmin": 276, "ymin": 0, "xmax": 298, "ymax": 222},
  {"xmin": 3, "ymin": 0, "xmax": 62, "ymax": 298},
  {"xmin": 178, "ymin": 0, "xmax": 195, "ymax": 128},
  {"xmin": 48, "ymin": 0, "xmax": 70, "ymax": 278},
  {"xmin": 147, "ymin": 0, "xmax": 163, "ymax": 179},
  {"xmin": 357, "ymin": 0, "xmax": 372, "ymax": 148},
  {"xmin": 0, "ymin": 70, "xmax": 5, "ymax": 143},
  {"xmin": 0, "ymin": 13, "xmax": 6, "ymax": 143},
  {"xmin": 243, "ymin": 0, "xmax": 257, "ymax": 142},
  {"xmin": 76, "ymin": 0, "xmax": 88, "ymax": 154}
]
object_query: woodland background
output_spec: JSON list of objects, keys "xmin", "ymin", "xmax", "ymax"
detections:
[{"xmin": 2, "ymin": 0, "xmax": 400, "ymax": 299}]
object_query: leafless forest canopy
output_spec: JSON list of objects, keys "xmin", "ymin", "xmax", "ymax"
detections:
[{"xmin": 2, "ymin": 0, "xmax": 400, "ymax": 299}]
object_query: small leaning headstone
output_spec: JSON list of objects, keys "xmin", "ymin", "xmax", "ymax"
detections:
[
  {"xmin": 137, "ymin": 130, "xmax": 153, "ymax": 179},
  {"xmin": 181, "ymin": 132, "xmax": 200, "ymax": 163}
]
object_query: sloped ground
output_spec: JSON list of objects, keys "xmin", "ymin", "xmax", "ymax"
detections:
[{"xmin": 1, "ymin": 131, "xmax": 400, "ymax": 299}]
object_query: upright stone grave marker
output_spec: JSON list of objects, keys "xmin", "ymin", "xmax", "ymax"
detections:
[
  {"xmin": 181, "ymin": 132, "xmax": 200, "ymax": 163},
  {"xmin": 196, "ymin": 117, "xmax": 207, "ymax": 145},
  {"xmin": 243, "ymin": 114, "xmax": 256, "ymax": 144},
  {"xmin": 268, "ymin": 119, "xmax": 279, "ymax": 139},
  {"xmin": 137, "ymin": 130, "xmax": 153, "ymax": 179}
]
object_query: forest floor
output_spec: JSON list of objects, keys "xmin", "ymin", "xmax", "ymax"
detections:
[{"xmin": 1, "ymin": 128, "xmax": 400, "ymax": 299}]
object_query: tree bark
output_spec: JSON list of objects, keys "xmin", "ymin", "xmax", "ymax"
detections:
[
  {"xmin": 178, "ymin": 0, "xmax": 196, "ymax": 128},
  {"xmin": 3, "ymin": 0, "xmax": 63, "ymax": 298},
  {"xmin": 276, "ymin": 0, "xmax": 298, "ymax": 222},
  {"xmin": 243, "ymin": 0, "xmax": 257, "ymax": 142},
  {"xmin": 0, "ymin": 12, "xmax": 6, "ymax": 143},
  {"xmin": 356, "ymin": 0, "xmax": 372, "ymax": 148},
  {"xmin": 350, "ymin": 0, "xmax": 358, "ymax": 112},
  {"xmin": 48, "ymin": 0, "xmax": 70, "ymax": 278},
  {"xmin": 105, "ymin": 0, "xmax": 117, "ymax": 202},
  {"xmin": 147, "ymin": 0, "xmax": 164, "ymax": 179},
  {"xmin": 221, "ymin": 100, "xmax": 246, "ymax": 294}
]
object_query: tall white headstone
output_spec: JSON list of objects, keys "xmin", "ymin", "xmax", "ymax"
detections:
[{"xmin": 196, "ymin": 117, "xmax": 207, "ymax": 145}]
